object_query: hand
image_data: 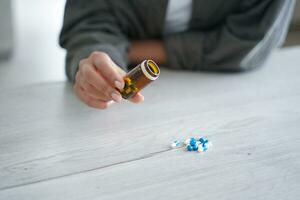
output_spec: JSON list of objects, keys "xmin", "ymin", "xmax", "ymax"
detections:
[{"xmin": 74, "ymin": 51, "xmax": 144, "ymax": 109}]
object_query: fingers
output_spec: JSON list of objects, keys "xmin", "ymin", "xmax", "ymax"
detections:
[
  {"xmin": 78, "ymin": 61, "xmax": 122, "ymax": 103},
  {"xmin": 90, "ymin": 52, "xmax": 125, "ymax": 90},
  {"xmin": 128, "ymin": 92, "xmax": 144, "ymax": 104},
  {"xmin": 73, "ymin": 84, "xmax": 113, "ymax": 109},
  {"xmin": 74, "ymin": 51, "xmax": 145, "ymax": 109}
]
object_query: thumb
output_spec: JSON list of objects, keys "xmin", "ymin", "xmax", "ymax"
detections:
[{"xmin": 128, "ymin": 92, "xmax": 144, "ymax": 103}]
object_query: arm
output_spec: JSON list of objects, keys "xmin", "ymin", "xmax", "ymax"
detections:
[
  {"xmin": 163, "ymin": 0, "xmax": 295, "ymax": 71},
  {"xmin": 59, "ymin": 0, "xmax": 144, "ymax": 109},
  {"xmin": 128, "ymin": 40, "xmax": 167, "ymax": 66},
  {"xmin": 59, "ymin": 0, "xmax": 129, "ymax": 82}
]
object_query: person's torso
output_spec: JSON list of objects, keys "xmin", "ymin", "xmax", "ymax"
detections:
[
  {"xmin": 164, "ymin": 0, "xmax": 193, "ymax": 34},
  {"xmin": 109, "ymin": 0, "xmax": 240, "ymax": 38}
]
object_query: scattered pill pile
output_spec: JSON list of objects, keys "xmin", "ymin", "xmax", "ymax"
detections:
[{"xmin": 171, "ymin": 137, "xmax": 212, "ymax": 153}]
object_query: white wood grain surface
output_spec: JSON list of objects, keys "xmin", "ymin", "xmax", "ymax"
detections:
[{"xmin": 0, "ymin": 48, "xmax": 300, "ymax": 200}]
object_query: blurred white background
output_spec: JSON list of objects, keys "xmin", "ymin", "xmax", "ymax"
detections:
[{"xmin": 0, "ymin": 0, "xmax": 66, "ymax": 89}]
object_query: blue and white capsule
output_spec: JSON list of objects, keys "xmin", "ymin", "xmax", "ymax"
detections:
[
  {"xmin": 171, "ymin": 140, "xmax": 182, "ymax": 148},
  {"xmin": 197, "ymin": 144, "xmax": 207, "ymax": 153},
  {"xmin": 192, "ymin": 145, "xmax": 198, "ymax": 151},
  {"xmin": 186, "ymin": 144, "xmax": 193, "ymax": 151},
  {"xmin": 184, "ymin": 138, "xmax": 191, "ymax": 145},
  {"xmin": 189, "ymin": 138, "xmax": 197, "ymax": 146},
  {"xmin": 199, "ymin": 137, "xmax": 208, "ymax": 144}
]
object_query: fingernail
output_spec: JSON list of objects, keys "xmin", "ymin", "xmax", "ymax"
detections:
[
  {"xmin": 107, "ymin": 101, "xmax": 115, "ymax": 107},
  {"xmin": 111, "ymin": 92, "xmax": 122, "ymax": 103},
  {"xmin": 115, "ymin": 80, "xmax": 124, "ymax": 90}
]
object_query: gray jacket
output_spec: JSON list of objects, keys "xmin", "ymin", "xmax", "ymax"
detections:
[{"xmin": 59, "ymin": 0, "xmax": 295, "ymax": 81}]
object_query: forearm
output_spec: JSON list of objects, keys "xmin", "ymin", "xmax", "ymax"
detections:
[{"xmin": 128, "ymin": 40, "xmax": 167, "ymax": 66}]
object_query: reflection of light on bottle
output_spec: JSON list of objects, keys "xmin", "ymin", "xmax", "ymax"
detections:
[{"xmin": 119, "ymin": 60, "xmax": 160, "ymax": 99}]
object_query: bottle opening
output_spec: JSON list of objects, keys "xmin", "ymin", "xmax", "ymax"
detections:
[
  {"xmin": 147, "ymin": 60, "xmax": 159, "ymax": 75},
  {"xmin": 141, "ymin": 60, "xmax": 160, "ymax": 80}
]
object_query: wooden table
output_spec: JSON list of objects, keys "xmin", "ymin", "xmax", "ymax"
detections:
[{"xmin": 1, "ymin": 48, "xmax": 300, "ymax": 200}]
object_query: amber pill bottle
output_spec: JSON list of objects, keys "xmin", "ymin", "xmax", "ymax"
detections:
[{"xmin": 119, "ymin": 60, "xmax": 160, "ymax": 99}]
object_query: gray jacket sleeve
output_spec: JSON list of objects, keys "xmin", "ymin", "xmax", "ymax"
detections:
[
  {"xmin": 164, "ymin": 0, "xmax": 295, "ymax": 72},
  {"xmin": 59, "ymin": 0, "xmax": 129, "ymax": 82}
]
